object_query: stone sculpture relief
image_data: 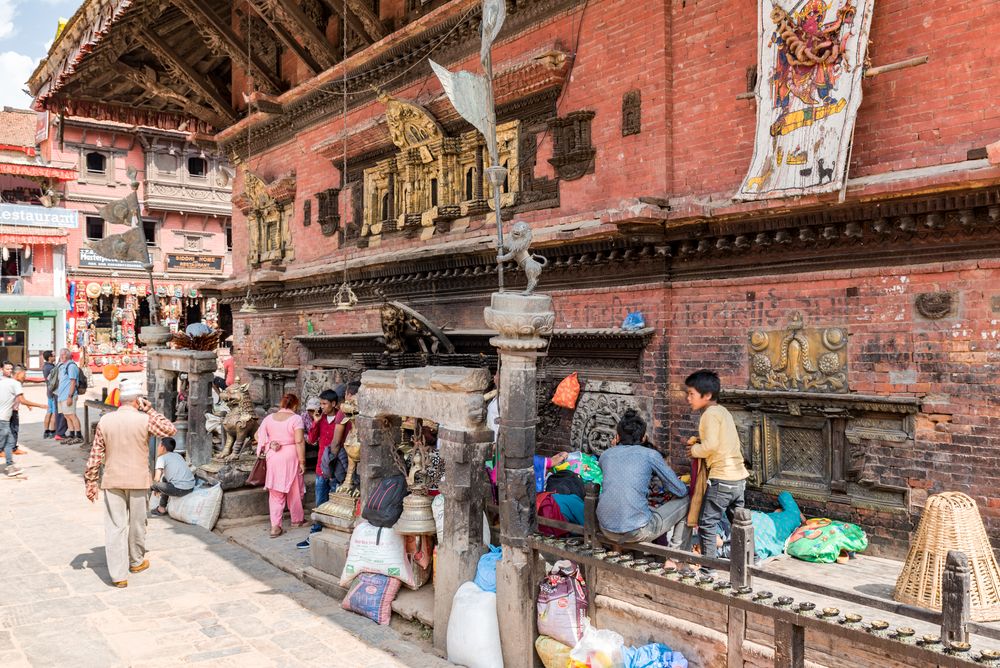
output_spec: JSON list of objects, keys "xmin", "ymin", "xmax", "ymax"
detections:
[
  {"xmin": 915, "ymin": 292, "xmax": 953, "ymax": 319},
  {"xmin": 497, "ymin": 221, "xmax": 547, "ymax": 295},
  {"xmin": 748, "ymin": 312, "xmax": 848, "ymax": 393},
  {"xmin": 217, "ymin": 383, "xmax": 260, "ymax": 460},
  {"xmin": 570, "ymin": 381, "xmax": 651, "ymax": 455},
  {"xmin": 261, "ymin": 334, "xmax": 286, "ymax": 368}
]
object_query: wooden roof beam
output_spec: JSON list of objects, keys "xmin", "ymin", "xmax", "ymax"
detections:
[
  {"xmin": 344, "ymin": 0, "xmax": 386, "ymax": 42},
  {"xmin": 170, "ymin": 0, "xmax": 283, "ymax": 94},
  {"xmin": 245, "ymin": 0, "xmax": 323, "ymax": 74},
  {"xmin": 318, "ymin": 0, "xmax": 377, "ymax": 46},
  {"xmin": 140, "ymin": 29, "xmax": 237, "ymax": 125},
  {"xmin": 115, "ymin": 59, "xmax": 230, "ymax": 129},
  {"xmin": 258, "ymin": 0, "xmax": 339, "ymax": 70}
]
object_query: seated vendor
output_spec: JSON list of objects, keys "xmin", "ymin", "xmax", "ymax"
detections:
[
  {"xmin": 151, "ymin": 437, "xmax": 196, "ymax": 516},
  {"xmin": 597, "ymin": 409, "xmax": 691, "ymax": 549}
]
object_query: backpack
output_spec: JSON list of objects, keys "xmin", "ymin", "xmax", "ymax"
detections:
[
  {"xmin": 545, "ymin": 469, "xmax": 585, "ymax": 499},
  {"xmin": 46, "ymin": 363, "xmax": 62, "ymax": 395},
  {"xmin": 362, "ymin": 474, "xmax": 407, "ymax": 529},
  {"xmin": 71, "ymin": 362, "xmax": 89, "ymax": 394}
]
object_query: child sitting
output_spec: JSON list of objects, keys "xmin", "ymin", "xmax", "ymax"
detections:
[
  {"xmin": 151, "ymin": 437, "xmax": 196, "ymax": 516},
  {"xmin": 685, "ymin": 369, "xmax": 749, "ymax": 559}
]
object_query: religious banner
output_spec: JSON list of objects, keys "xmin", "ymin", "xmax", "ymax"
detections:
[{"xmin": 735, "ymin": 0, "xmax": 875, "ymax": 201}]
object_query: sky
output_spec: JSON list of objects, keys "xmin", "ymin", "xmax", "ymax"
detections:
[{"xmin": 0, "ymin": 0, "xmax": 81, "ymax": 109}]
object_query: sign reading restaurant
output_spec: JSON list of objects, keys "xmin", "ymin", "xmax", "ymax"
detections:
[
  {"xmin": 166, "ymin": 253, "xmax": 224, "ymax": 273},
  {"xmin": 0, "ymin": 203, "xmax": 79, "ymax": 228}
]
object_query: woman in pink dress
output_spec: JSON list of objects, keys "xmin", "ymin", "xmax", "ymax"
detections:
[{"xmin": 256, "ymin": 393, "xmax": 307, "ymax": 537}]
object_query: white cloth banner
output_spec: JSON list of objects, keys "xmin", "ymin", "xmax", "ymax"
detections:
[{"xmin": 736, "ymin": 0, "xmax": 875, "ymax": 201}]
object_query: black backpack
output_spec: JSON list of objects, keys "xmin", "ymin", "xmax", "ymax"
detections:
[
  {"xmin": 75, "ymin": 364, "xmax": 89, "ymax": 394},
  {"xmin": 362, "ymin": 474, "xmax": 407, "ymax": 530},
  {"xmin": 545, "ymin": 469, "xmax": 585, "ymax": 499}
]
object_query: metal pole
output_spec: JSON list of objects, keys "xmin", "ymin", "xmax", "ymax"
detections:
[{"xmin": 483, "ymin": 48, "xmax": 505, "ymax": 292}]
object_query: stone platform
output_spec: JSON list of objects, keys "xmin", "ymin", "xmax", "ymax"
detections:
[{"xmin": 197, "ymin": 470, "xmax": 318, "ymax": 520}]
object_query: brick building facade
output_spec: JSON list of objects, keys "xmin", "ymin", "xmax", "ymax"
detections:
[{"xmin": 29, "ymin": 0, "xmax": 1000, "ymax": 556}]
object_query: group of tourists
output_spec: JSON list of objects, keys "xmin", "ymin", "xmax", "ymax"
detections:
[
  {"xmin": 597, "ymin": 369, "xmax": 748, "ymax": 568},
  {"xmin": 252, "ymin": 381, "xmax": 360, "ymax": 544}
]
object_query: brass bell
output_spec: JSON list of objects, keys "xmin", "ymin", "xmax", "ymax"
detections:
[{"xmin": 394, "ymin": 493, "xmax": 437, "ymax": 536}]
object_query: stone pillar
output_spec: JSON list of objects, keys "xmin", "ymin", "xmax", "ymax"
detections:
[
  {"xmin": 187, "ymin": 369, "xmax": 214, "ymax": 467},
  {"xmin": 485, "ymin": 291, "xmax": 555, "ymax": 668},
  {"xmin": 356, "ymin": 414, "xmax": 402, "ymax": 508},
  {"xmin": 139, "ymin": 324, "xmax": 173, "ymax": 469},
  {"xmin": 434, "ymin": 426, "xmax": 493, "ymax": 651}
]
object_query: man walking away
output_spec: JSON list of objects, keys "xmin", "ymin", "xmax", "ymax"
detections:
[
  {"xmin": 151, "ymin": 437, "xmax": 196, "ymax": 516},
  {"xmin": 56, "ymin": 349, "xmax": 84, "ymax": 444},
  {"xmin": 85, "ymin": 379, "xmax": 176, "ymax": 587}
]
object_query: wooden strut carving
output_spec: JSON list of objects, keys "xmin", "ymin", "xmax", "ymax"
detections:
[
  {"xmin": 258, "ymin": 0, "xmax": 338, "ymax": 70},
  {"xmin": 170, "ymin": 0, "xmax": 282, "ymax": 94},
  {"xmin": 139, "ymin": 30, "xmax": 236, "ymax": 124},
  {"xmin": 245, "ymin": 0, "xmax": 323, "ymax": 74},
  {"xmin": 113, "ymin": 59, "xmax": 229, "ymax": 129}
]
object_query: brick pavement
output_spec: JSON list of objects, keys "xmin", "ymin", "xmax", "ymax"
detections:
[{"xmin": 0, "ymin": 408, "xmax": 452, "ymax": 667}]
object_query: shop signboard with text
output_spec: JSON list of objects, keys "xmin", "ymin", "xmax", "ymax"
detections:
[
  {"xmin": 0, "ymin": 203, "xmax": 79, "ymax": 228},
  {"xmin": 78, "ymin": 248, "xmax": 146, "ymax": 270},
  {"xmin": 165, "ymin": 253, "xmax": 224, "ymax": 273}
]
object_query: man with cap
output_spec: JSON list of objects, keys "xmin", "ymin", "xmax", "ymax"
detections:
[{"xmin": 84, "ymin": 378, "xmax": 177, "ymax": 587}]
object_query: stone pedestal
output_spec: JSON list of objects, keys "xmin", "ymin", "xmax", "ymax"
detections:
[
  {"xmin": 484, "ymin": 291, "xmax": 555, "ymax": 668},
  {"xmin": 310, "ymin": 529, "xmax": 352, "ymax": 578},
  {"xmin": 245, "ymin": 366, "xmax": 299, "ymax": 411},
  {"xmin": 146, "ymin": 349, "xmax": 218, "ymax": 467}
]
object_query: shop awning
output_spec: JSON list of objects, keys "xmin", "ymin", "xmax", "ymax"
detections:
[
  {"xmin": 0, "ymin": 226, "xmax": 69, "ymax": 245},
  {"xmin": 0, "ymin": 296, "xmax": 70, "ymax": 314},
  {"xmin": 0, "ymin": 161, "xmax": 78, "ymax": 181}
]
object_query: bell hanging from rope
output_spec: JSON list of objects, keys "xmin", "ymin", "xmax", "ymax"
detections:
[{"xmin": 393, "ymin": 493, "xmax": 437, "ymax": 536}]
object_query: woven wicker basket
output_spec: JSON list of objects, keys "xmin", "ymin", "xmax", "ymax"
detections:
[{"xmin": 894, "ymin": 492, "xmax": 1000, "ymax": 621}]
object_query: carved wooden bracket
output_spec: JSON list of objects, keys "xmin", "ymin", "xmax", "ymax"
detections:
[{"xmin": 548, "ymin": 110, "xmax": 596, "ymax": 180}]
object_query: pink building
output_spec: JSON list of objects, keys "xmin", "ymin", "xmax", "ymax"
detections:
[
  {"xmin": 38, "ymin": 114, "xmax": 235, "ymax": 372},
  {"xmin": 0, "ymin": 107, "xmax": 78, "ymax": 369}
]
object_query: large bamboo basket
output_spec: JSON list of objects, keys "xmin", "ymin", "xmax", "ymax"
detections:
[{"xmin": 894, "ymin": 492, "xmax": 1000, "ymax": 621}]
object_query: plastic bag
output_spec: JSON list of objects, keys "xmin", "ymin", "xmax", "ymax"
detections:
[
  {"xmin": 538, "ymin": 560, "xmax": 589, "ymax": 647},
  {"xmin": 341, "ymin": 572, "xmax": 401, "ymax": 625},
  {"xmin": 552, "ymin": 372, "xmax": 581, "ymax": 409},
  {"xmin": 474, "ymin": 545, "xmax": 503, "ymax": 593},
  {"xmin": 447, "ymin": 581, "xmax": 503, "ymax": 668},
  {"xmin": 785, "ymin": 517, "xmax": 868, "ymax": 564},
  {"xmin": 165, "ymin": 482, "xmax": 223, "ymax": 531},
  {"xmin": 570, "ymin": 621, "xmax": 624, "ymax": 668},
  {"xmin": 341, "ymin": 521, "xmax": 417, "ymax": 589},
  {"xmin": 536, "ymin": 635, "xmax": 573, "ymax": 668},
  {"xmin": 621, "ymin": 311, "xmax": 646, "ymax": 332},
  {"xmin": 621, "ymin": 643, "xmax": 688, "ymax": 668}
]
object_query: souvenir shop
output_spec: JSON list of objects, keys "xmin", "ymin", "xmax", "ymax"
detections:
[{"xmin": 67, "ymin": 278, "xmax": 220, "ymax": 371}]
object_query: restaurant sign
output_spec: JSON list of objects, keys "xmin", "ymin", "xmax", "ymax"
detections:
[
  {"xmin": 0, "ymin": 203, "xmax": 79, "ymax": 228},
  {"xmin": 78, "ymin": 248, "xmax": 147, "ymax": 270},
  {"xmin": 166, "ymin": 253, "xmax": 224, "ymax": 273}
]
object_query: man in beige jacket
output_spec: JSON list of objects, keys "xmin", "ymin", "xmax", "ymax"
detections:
[{"xmin": 85, "ymin": 379, "xmax": 177, "ymax": 587}]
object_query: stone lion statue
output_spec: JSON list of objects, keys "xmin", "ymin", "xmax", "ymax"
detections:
[
  {"xmin": 497, "ymin": 221, "xmax": 546, "ymax": 295},
  {"xmin": 217, "ymin": 383, "xmax": 259, "ymax": 461}
]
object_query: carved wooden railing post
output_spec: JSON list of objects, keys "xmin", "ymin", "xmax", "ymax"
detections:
[
  {"xmin": 583, "ymin": 482, "xmax": 600, "ymax": 549},
  {"xmin": 730, "ymin": 507, "xmax": 754, "ymax": 589},
  {"xmin": 485, "ymin": 290, "xmax": 555, "ymax": 668},
  {"xmin": 942, "ymin": 550, "xmax": 971, "ymax": 646},
  {"xmin": 774, "ymin": 621, "xmax": 805, "ymax": 668}
]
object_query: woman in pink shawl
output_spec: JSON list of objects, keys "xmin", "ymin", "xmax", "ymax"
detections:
[{"xmin": 256, "ymin": 393, "xmax": 307, "ymax": 537}]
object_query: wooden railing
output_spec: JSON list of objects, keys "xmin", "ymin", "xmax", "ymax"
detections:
[{"xmin": 517, "ymin": 484, "xmax": 998, "ymax": 667}]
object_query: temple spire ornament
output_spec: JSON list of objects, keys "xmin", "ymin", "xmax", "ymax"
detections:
[{"xmin": 430, "ymin": 0, "xmax": 532, "ymax": 293}]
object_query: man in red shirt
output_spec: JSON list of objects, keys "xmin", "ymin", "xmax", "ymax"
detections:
[{"xmin": 298, "ymin": 387, "xmax": 345, "ymax": 548}]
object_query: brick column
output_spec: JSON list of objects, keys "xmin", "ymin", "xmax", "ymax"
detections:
[{"xmin": 485, "ymin": 291, "xmax": 555, "ymax": 668}]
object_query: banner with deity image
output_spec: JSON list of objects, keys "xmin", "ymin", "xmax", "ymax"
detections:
[{"xmin": 735, "ymin": 0, "xmax": 875, "ymax": 200}]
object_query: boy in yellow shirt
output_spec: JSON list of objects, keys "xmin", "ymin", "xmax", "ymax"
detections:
[{"xmin": 685, "ymin": 369, "xmax": 749, "ymax": 559}]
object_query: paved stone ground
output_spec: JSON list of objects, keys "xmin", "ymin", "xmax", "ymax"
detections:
[{"xmin": 0, "ymin": 404, "xmax": 452, "ymax": 668}]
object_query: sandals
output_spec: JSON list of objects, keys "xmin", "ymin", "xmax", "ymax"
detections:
[
  {"xmin": 291, "ymin": 521, "xmax": 309, "ymax": 528},
  {"xmin": 269, "ymin": 525, "xmax": 284, "ymax": 538}
]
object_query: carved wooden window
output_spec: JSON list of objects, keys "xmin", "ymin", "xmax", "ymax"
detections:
[
  {"xmin": 430, "ymin": 178, "xmax": 438, "ymax": 207},
  {"xmin": 315, "ymin": 188, "xmax": 340, "ymax": 237},
  {"xmin": 187, "ymin": 157, "xmax": 207, "ymax": 177},
  {"xmin": 548, "ymin": 111, "xmax": 596, "ymax": 180},
  {"xmin": 154, "ymin": 152, "xmax": 177, "ymax": 174},
  {"xmin": 86, "ymin": 152, "xmax": 107, "ymax": 174}
]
